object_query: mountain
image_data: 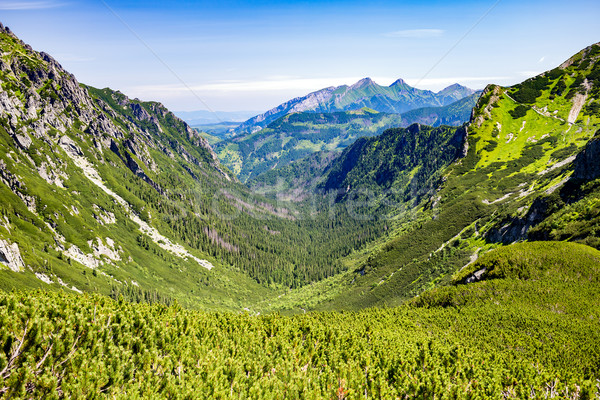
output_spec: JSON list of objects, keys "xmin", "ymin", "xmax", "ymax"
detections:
[
  {"xmin": 318, "ymin": 123, "xmax": 466, "ymax": 205},
  {"xmin": 233, "ymin": 78, "xmax": 476, "ymax": 135},
  {"xmin": 2, "ymin": 20, "xmax": 600, "ymax": 314},
  {"xmin": 0, "ymin": 23, "xmax": 389, "ymax": 308},
  {"xmin": 1, "ymin": 21, "xmax": 600, "ymax": 398},
  {"xmin": 216, "ymin": 94, "xmax": 480, "ymax": 183},
  {"xmin": 247, "ymin": 95, "xmax": 481, "ymax": 192}
]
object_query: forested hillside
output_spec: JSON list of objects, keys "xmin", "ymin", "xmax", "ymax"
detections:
[
  {"xmin": 259, "ymin": 42, "xmax": 600, "ymax": 313},
  {"xmin": 0, "ymin": 24, "xmax": 386, "ymax": 309}
]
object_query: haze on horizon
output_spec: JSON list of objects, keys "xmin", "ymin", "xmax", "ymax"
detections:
[{"xmin": 2, "ymin": 0, "xmax": 599, "ymax": 113}]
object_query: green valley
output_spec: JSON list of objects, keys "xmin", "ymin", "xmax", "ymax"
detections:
[{"xmin": 1, "ymin": 14, "xmax": 600, "ymax": 399}]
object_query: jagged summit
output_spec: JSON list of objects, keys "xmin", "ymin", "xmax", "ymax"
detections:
[
  {"xmin": 390, "ymin": 78, "xmax": 408, "ymax": 87},
  {"xmin": 350, "ymin": 77, "xmax": 375, "ymax": 89}
]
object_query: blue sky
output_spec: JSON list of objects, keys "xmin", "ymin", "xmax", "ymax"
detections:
[{"xmin": 1, "ymin": 0, "xmax": 599, "ymax": 112}]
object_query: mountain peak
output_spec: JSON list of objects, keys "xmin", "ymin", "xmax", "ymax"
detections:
[
  {"xmin": 351, "ymin": 77, "xmax": 376, "ymax": 89},
  {"xmin": 390, "ymin": 78, "xmax": 409, "ymax": 87},
  {"xmin": 234, "ymin": 76, "xmax": 476, "ymax": 135},
  {"xmin": 440, "ymin": 83, "xmax": 463, "ymax": 91},
  {"xmin": 437, "ymin": 83, "xmax": 475, "ymax": 97}
]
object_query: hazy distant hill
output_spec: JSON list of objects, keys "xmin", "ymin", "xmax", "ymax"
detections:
[{"xmin": 173, "ymin": 110, "xmax": 261, "ymax": 125}]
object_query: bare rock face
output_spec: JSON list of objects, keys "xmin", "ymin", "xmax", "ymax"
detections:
[
  {"xmin": 486, "ymin": 197, "xmax": 552, "ymax": 244},
  {"xmin": 573, "ymin": 129, "xmax": 600, "ymax": 180},
  {"xmin": 58, "ymin": 135, "xmax": 83, "ymax": 157},
  {"xmin": 0, "ymin": 239, "xmax": 25, "ymax": 272}
]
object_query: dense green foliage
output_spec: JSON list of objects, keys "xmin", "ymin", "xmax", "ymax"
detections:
[
  {"xmin": 1, "ymin": 240, "xmax": 599, "ymax": 398},
  {"xmin": 510, "ymin": 75, "xmax": 550, "ymax": 104},
  {"xmin": 321, "ymin": 124, "xmax": 465, "ymax": 205},
  {"xmin": 529, "ymin": 179, "xmax": 600, "ymax": 248}
]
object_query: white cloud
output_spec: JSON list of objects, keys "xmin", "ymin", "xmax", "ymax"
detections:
[
  {"xmin": 538, "ymin": 56, "xmax": 545, "ymax": 63},
  {"xmin": 0, "ymin": 1, "xmax": 64, "ymax": 9},
  {"xmin": 406, "ymin": 76, "xmax": 512, "ymax": 88},
  {"xmin": 384, "ymin": 29, "xmax": 444, "ymax": 38}
]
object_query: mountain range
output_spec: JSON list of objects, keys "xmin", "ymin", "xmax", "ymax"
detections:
[
  {"xmin": 213, "ymin": 93, "xmax": 479, "ymax": 183},
  {"xmin": 1, "ymin": 20, "xmax": 599, "ymax": 310},
  {"xmin": 233, "ymin": 77, "xmax": 476, "ymax": 135},
  {"xmin": 1, "ymin": 20, "xmax": 600, "ymax": 397}
]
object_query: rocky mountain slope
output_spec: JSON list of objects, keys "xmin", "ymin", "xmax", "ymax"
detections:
[
  {"xmin": 0, "ymin": 23, "xmax": 385, "ymax": 307},
  {"xmin": 233, "ymin": 78, "xmax": 475, "ymax": 135},
  {"xmin": 2, "ymin": 19, "xmax": 600, "ymax": 319},
  {"xmin": 0, "ymin": 22, "xmax": 265, "ymax": 308}
]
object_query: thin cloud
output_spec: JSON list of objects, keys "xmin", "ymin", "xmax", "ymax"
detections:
[
  {"xmin": 132, "ymin": 77, "xmax": 367, "ymax": 95},
  {"xmin": 538, "ymin": 56, "xmax": 545, "ymax": 63},
  {"xmin": 405, "ymin": 76, "xmax": 512, "ymax": 87},
  {"xmin": 384, "ymin": 29, "xmax": 444, "ymax": 38},
  {"xmin": 0, "ymin": 1, "xmax": 65, "ymax": 10}
]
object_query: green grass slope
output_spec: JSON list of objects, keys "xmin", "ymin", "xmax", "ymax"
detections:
[{"xmin": 0, "ymin": 240, "xmax": 598, "ymax": 398}]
